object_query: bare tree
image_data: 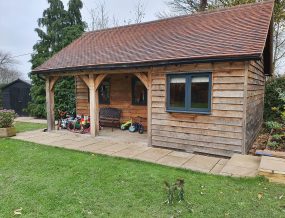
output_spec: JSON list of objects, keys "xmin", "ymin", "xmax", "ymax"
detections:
[
  {"xmin": 88, "ymin": 2, "xmax": 109, "ymax": 31},
  {"xmin": 156, "ymin": 0, "xmax": 213, "ymax": 19},
  {"xmin": 0, "ymin": 51, "xmax": 17, "ymax": 69},
  {"xmin": 0, "ymin": 68, "xmax": 22, "ymax": 84},
  {"xmin": 133, "ymin": 0, "xmax": 146, "ymax": 24},
  {"xmin": 167, "ymin": 0, "xmax": 211, "ymax": 14},
  {"xmin": 0, "ymin": 50, "xmax": 22, "ymax": 84},
  {"xmin": 88, "ymin": 0, "xmax": 147, "ymax": 30},
  {"xmin": 273, "ymin": 0, "xmax": 285, "ymax": 72}
]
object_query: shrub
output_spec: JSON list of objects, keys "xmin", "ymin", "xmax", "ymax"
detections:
[
  {"xmin": 267, "ymin": 141, "xmax": 279, "ymax": 150},
  {"xmin": 265, "ymin": 121, "xmax": 283, "ymax": 131},
  {"xmin": 264, "ymin": 76, "xmax": 285, "ymax": 121},
  {"xmin": 0, "ymin": 110, "xmax": 17, "ymax": 128},
  {"xmin": 272, "ymin": 134, "xmax": 283, "ymax": 141}
]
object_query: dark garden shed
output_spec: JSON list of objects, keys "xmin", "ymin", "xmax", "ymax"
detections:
[{"xmin": 1, "ymin": 79, "xmax": 31, "ymax": 116}]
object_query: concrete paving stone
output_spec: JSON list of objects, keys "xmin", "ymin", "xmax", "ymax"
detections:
[
  {"xmin": 100, "ymin": 143, "xmax": 132, "ymax": 154},
  {"xmin": 26, "ymin": 136, "xmax": 51, "ymax": 143},
  {"xmin": 182, "ymin": 155, "xmax": 221, "ymax": 173},
  {"xmin": 220, "ymin": 165, "xmax": 258, "ymax": 177},
  {"xmin": 69, "ymin": 138, "xmax": 101, "ymax": 146},
  {"xmin": 79, "ymin": 142, "xmax": 112, "ymax": 153},
  {"xmin": 113, "ymin": 145, "xmax": 151, "ymax": 158},
  {"xmin": 133, "ymin": 147, "xmax": 172, "ymax": 162},
  {"xmin": 217, "ymin": 158, "xmax": 229, "ymax": 165},
  {"xmin": 219, "ymin": 154, "xmax": 261, "ymax": 177},
  {"xmin": 61, "ymin": 140, "xmax": 88, "ymax": 149},
  {"xmin": 156, "ymin": 152, "xmax": 194, "ymax": 167},
  {"xmin": 259, "ymin": 156, "xmax": 285, "ymax": 175},
  {"xmin": 93, "ymin": 148, "xmax": 116, "ymax": 155},
  {"xmin": 227, "ymin": 154, "xmax": 261, "ymax": 169},
  {"xmin": 13, "ymin": 132, "xmax": 44, "ymax": 140},
  {"xmin": 210, "ymin": 161, "xmax": 228, "ymax": 175},
  {"xmin": 51, "ymin": 139, "xmax": 78, "ymax": 147},
  {"xmin": 169, "ymin": 151, "xmax": 195, "ymax": 158},
  {"xmin": 12, "ymin": 136, "xmax": 28, "ymax": 140},
  {"xmin": 36, "ymin": 137, "xmax": 63, "ymax": 144}
]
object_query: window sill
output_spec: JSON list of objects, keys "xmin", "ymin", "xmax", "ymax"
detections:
[{"xmin": 166, "ymin": 109, "xmax": 211, "ymax": 115}]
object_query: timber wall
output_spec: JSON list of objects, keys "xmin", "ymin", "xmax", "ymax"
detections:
[
  {"xmin": 244, "ymin": 59, "xmax": 265, "ymax": 152},
  {"xmin": 76, "ymin": 74, "xmax": 147, "ymax": 128},
  {"xmin": 75, "ymin": 61, "xmax": 266, "ymax": 157},
  {"xmin": 150, "ymin": 62, "xmax": 246, "ymax": 157}
]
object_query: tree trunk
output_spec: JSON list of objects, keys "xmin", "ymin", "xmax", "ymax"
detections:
[{"xmin": 200, "ymin": 0, "xmax": 207, "ymax": 11}]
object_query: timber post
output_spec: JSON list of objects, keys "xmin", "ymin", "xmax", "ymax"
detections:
[
  {"xmin": 45, "ymin": 76, "xmax": 59, "ymax": 131},
  {"xmin": 147, "ymin": 70, "xmax": 152, "ymax": 146},
  {"xmin": 89, "ymin": 74, "xmax": 98, "ymax": 137}
]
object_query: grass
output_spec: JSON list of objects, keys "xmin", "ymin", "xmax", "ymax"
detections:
[
  {"xmin": 14, "ymin": 122, "xmax": 47, "ymax": 133},
  {"xmin": 0, "ymin": 139, "xmax": 285, "ymax": 217}
]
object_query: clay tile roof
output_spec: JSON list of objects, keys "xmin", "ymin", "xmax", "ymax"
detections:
[{"xmin": 33, "ymin": 1, "xmax": 274, "ymax": 73}]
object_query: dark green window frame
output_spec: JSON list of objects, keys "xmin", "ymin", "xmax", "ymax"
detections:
[{"xmin": 166, "ymin": 72, "xmax": 212, "ymax": 114}]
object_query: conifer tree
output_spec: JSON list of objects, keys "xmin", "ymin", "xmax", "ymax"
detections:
[{"xmin": 28, "ymin": 0, "xmax": 86, "ymax": 118}]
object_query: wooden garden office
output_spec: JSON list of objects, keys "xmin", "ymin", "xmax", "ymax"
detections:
[{"xmin": 32, "ymin": 1, "xmax": 274, "ymax": 157}]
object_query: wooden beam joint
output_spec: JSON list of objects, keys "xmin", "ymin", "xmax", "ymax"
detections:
[{"xmin": 134, "ymin": 72, "xmax": 149, "ymax": 89}]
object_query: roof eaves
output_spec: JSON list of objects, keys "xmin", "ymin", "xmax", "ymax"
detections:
[{"xmin": 32, "ymin": 54, "xmax": 261, "ymax": 74}]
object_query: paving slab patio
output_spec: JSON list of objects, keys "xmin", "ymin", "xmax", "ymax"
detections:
[{"xmin": 12, "ymin": 129, "xmax": 260, "ymax": 177}]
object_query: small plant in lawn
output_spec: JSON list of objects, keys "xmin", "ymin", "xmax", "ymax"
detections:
[
  {"xmin": 163, "ymin": 178, "xmax": 193, "ymax": 216},
  {"xmin": 164, "ymin": 178, "xmax": 185, "ymax": 205},
  {"xmin": 0, "ymin": 110, "xmax": 17, "ymax": 128}
]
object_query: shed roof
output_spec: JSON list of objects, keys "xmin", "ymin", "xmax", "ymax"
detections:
[
  {"xmin": 33, "ymin": 1, "xmax": 274, "ymax": 74},
  {"xmin": 1, "ymin": 79, "xmax": 31, "ymax": 90}
]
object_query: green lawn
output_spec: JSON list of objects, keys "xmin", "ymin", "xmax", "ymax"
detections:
[
  {"xmin": 0, "ymin": 139, "xmax": 285, "ymax": 217},
  {"xmin": 14, "ymin": 122, "xmax": 47, "ymax": 133}
]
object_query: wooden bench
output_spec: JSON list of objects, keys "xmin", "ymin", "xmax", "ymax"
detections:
[{"xmin": 99, "ymin": 107, "xmax": 121, "ymax": 131}]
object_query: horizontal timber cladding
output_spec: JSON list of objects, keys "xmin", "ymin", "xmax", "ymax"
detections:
[
  {"xmin": 150, "ymin": 61, "xmax": 246, "ymax": 157},
  {"xmin": 76, "ymin": 74, "xmax": 147, "ymax": 128},
  {"xmin": 245, "ymin": 59, "xmax": 265, "ymax": 153}
]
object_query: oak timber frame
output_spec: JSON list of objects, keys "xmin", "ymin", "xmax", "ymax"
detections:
[
  {"xmin": 45, "ymin": 71, "xmax": 152, "ymax": 145},
  {"xmin": 44, "ymin": 60, "xmax": 267, "ymax": 157}
]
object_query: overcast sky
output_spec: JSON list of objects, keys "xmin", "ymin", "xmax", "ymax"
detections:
[{"xmin": 0, "ymin": 0, "xmax": 168, "ymax": 79}]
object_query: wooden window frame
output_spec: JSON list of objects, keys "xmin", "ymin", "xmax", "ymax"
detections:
[
  {"xmin": 132, "ymin": 76, "xmax": 147, "ymax": 106},
  {"xmin": 166, "ymin": 72, "xmax": 212, "ymax": 114}
]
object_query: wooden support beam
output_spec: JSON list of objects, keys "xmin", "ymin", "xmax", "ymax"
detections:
[
  {"xmin": 89, "ymin": 74, "xmax": 99, "ymax": 137},
  {"xmin": 79, "ymin": 75, "xmax": 90, "ymax": 88},
  {"xmin": 94, "ymin": 74, "xmax": 108, "ymax": 90},
  {"xmin": 147, "ymin": 70, "xmax": 152, "ymax": 146},
  {"xmin": 49, "ymin": 76, "xmax": 59, "ymax": 91},
  {"xmin": 135, "ymin": 72, "xmax": 149, "ymax": 89},
  {"xmin": 46, "ymin": 77, "xmax": 55, "ymax": 131}
]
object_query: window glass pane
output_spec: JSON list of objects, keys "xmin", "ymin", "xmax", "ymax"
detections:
[
  {"xmin": 170, "ymin": 77, "xmax": 185, "ymax": 108},
  {"xmin": 132, "ymin": 77, "xmax": 147, "ymax": 105},
  {"xmin": 191, "ymin": 76, "xmax": 209, "ymax": 109},
  {"xmin": 99, "ymin": 80, "xmax": 110, "ymax": 104}
]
